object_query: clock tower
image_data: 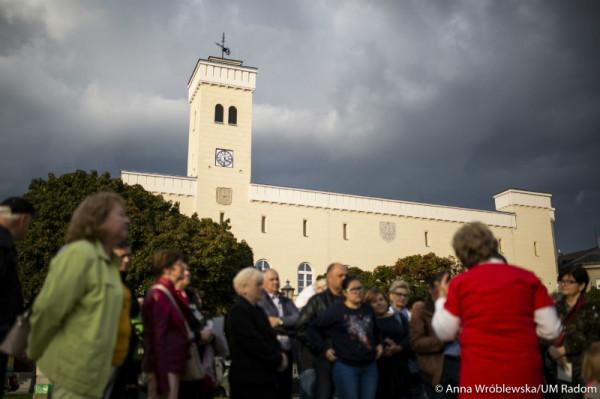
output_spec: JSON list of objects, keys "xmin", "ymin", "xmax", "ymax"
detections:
[{"xmin": 186, "ymin": 56, "xmax": 257, "ymax": 220}]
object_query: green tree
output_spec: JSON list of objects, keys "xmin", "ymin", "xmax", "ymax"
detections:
[
  {"xmin": 582, "ymin": 287, "xmax": 600, "ymax": 308},
  {"xmin": 17, "ymin": 170, "xmax": 253, "ymax": 313},
  {"xmin": 349, "ymin": 253, "xmax": 463, "ymax": 304}
]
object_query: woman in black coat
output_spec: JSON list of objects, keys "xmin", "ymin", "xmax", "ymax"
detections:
[{"xmin": 225, "ymin": 267, "xmax": 287, "ymax": 399}]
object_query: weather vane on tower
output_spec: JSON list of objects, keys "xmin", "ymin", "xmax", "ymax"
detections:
[{"xmin": 215, "ymin": 32, "xmax": 231, "ymax": 58}]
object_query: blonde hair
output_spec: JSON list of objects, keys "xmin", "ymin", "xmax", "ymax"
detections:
[
  {"xmin": 583, "ymin": 342, "xmax": 600, "ymax": 383},
  {"xmin": 389, "ymin": 279, "xmax": 410, "ymax": 294},
  {"xmin": 233, "ymin": 267, "xmax": 263, "ymax": 296},
  {"xmin": 65, "ymin": 192, "xmax": 125, "ymax": 244}
]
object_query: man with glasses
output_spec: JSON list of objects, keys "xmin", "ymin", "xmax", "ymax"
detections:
[
  {"xmin": 389, "ymin": 280, "xmax": 421, "ymax": 399},
  {"xmin": 389, "ymin": 280, "xmax": 411, "ymax": 322}
]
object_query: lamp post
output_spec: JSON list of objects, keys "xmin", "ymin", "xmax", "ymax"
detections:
[{"xmin": 281, "ymin": 280, "xmax": 295, "ymax": 299}]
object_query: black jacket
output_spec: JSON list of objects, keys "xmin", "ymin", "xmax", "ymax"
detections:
[
  {"xmin": 0, "ymin": 226, "xmax": 23, "ymax": 339},
  {"xmin": 225, "ymin": 296, "xmax": 282, "ymax": 389},
  {"xmin": 296, "ymin": 289, "xmax": 342, "ymax": 369}
]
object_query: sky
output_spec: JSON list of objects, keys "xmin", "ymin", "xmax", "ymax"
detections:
[{"xmin": 1, "ymin": 0, "xmax": 599, "ymax": 253}]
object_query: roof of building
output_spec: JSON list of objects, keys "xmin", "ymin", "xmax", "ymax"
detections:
[{"xmin": 558, "ymin": 245, "xmax": 600, "ymax": 270}]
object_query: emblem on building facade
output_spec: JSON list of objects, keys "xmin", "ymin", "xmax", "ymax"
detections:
[
  {"xmin": 379, "ymin": 221, "xmax": 396, "ymax": 242},
  {"xmin": 216, "ymin": 187, "xmax": 233, "ymax": 205}
]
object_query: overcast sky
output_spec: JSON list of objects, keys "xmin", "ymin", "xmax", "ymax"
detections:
[{"xmin": 1, "ymin": 0, "xmax": 599, "ymax": 254}]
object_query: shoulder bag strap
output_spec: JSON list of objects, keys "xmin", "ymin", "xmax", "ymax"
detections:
[{"xmin": 151, "ymin": 284, "xmax": 194, "ymax": 340}]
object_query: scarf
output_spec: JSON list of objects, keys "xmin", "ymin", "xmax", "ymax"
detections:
[{"xmin": 554, "ymin": 294, "xmax": 587, "ymax": 347}]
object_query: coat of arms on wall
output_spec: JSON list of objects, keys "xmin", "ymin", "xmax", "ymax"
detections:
[
  {"xmin": 379, "ymin": 221, "xmax": 396, "ymax": 242},
  {"xmin": 216, "ymin": 187, "xmax": 232, "ymax": 205}
]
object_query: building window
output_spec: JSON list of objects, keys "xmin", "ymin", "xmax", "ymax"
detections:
[
  {"xmin": 255, "ymin": 259, "xmax": 270, "ymax": 271},
  {"xmin": 228, "ymin": 106, "xmax": 237, "ymax": 125},
  {"xmin": 298, "ymin": 262, "xmax": 312, "ymax": 293},
  {"xmin": 424, "ymin": 231, "xmax": 430, "ymax": 247},
  {"xmin": 343, "ymin": 223, "xmax": 348, "ymax": 240},
  {"xmin": 303, "ymin": 219, "xmax": 308, "ymax": 237},
  {"xmin": 534, "ymin": 241, "xmax": 539, "ymax": 257},
  {"xmin": 498, "ymin": 238, "xmax": 503, "ymax": 254},
  {"xmin": 219, "ymin": 212, "xmax": 225, "ymax": 224},
  {"xmin": 261, "ymin": 216, "xmax": 266, "ymax": 233},
  {"xmin": 214, "ymin": 104, "xmax": 224, "ymax": 123}
]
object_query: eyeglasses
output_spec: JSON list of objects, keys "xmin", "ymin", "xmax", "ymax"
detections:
[
  {"xmin": 392, "ymin": 292, "xmax": 408, "ymax": 297},
  {"xmin": 558, "ymin": 280, "xmax": 578, "ymax": 285}
]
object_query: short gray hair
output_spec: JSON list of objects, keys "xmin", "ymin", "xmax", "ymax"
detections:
[
  {"xmin": 263, "ymin": 268, "xmax": 279, "ymax": 277},
  {"xmin": 389, "ymin": 279, "xmax": 410, "ymax": 294},
  {"xmin": 233, "ymin": 267, "xmax": 263, "ymax": 295}
]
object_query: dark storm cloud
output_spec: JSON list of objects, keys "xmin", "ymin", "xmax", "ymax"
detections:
[{"xmin": 1, "ymin": 0, "xmax": 599, "ymax": 252}]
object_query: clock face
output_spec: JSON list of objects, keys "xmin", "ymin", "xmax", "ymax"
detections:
[{"xmin": 215, "ymin": 149, "xmax": 234, "ymax": 168}]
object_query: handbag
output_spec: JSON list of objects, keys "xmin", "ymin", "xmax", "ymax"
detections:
[
  {"xmin": 151, "ymin": 285, "xmax": 204, "ymax": 381},
  {"xmin": 0, "ymin": 310, "xmax": 31, "ymax": 359}
]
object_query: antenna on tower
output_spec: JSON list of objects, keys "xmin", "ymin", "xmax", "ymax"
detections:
[{"xmin": 215, "ymin": 32, "xmax": 231, "ymax": 58}]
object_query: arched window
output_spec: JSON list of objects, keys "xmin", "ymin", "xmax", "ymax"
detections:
[
  {"xmin": 297, "ymin": 262, "xmax": 312, "ymax": 293},
  {"xmin": 228, "ymin": 106, "xmax": 237, "ymax": 125},
  {"xmin": 255, "ymin": 259, "xmax": 270, "ymax": 271},
  {"xmin": 214, "ymin": 104, "xmax": 224, "ymax": 123}
]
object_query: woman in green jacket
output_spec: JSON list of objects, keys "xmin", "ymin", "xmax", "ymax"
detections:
[{"xmin": 28, "ymin": 192, "xmax": 130, "ymax": 399}]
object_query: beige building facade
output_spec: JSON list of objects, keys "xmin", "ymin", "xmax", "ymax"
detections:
[{"xmin": 122, "ymin": 56, "xmax": 559, "ymax": 292}]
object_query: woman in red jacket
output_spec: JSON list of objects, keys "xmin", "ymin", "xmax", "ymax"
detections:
[
  {"xmin": 432, "ymin": 222, "xmax": 562, "ymax": 399},
  {"xmin": 142, "ymin": 250, "xmax": 187, "ymax": 399}
]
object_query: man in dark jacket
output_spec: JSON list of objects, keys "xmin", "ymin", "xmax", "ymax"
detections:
[
  {"xmin": 258, "ymin": 269, "xmax": 300, "ymax": 399},
  {"xmin": 0, "ymin": 197, "xmax": 34, "ymax": 399},
  {"xmin": 296, "ymin": 262, "xmax": 347, "ymax": 399}
]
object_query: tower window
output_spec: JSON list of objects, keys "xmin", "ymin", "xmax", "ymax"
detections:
[
  {"xmin": 424, "ymin": 231, "xmax": 430, "ymax": 247},
  {"xmin": 219, "ymin": 212, "xmax": 225, "ymax": 224},
  {"xmin": 343, "ymin": 223, "xmax": 348, "ymax": 240},
  {"xmin": 303, "ymin": 219, "xmax": 308, "ymax": 237},
  {"xmin": 261, "ymin": 216, "xmax": 266, "ymax": 233},
  {"xmin": 534, "ymin": 241, "xmax": 539, "ymax": 257},
  {"xmin": 214, "ymin": 104, "xmax": 224, "ymax": 123},
  {"xmin": 228, "ymin": 106, "xmax": 237, "ymax": 125},
  {"xmin": 498, "ymin": 238, "xmax": 503, "ymax": 254}
]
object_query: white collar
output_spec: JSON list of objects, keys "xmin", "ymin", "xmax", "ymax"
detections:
[{"xmin": 487, "ymin": 257, "xmax": 506, "ymax": 264}]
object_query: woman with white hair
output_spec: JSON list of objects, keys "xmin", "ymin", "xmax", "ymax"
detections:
[{"xmin": 225, "ymin": 267, "xmax": 288, "ymax": 399}]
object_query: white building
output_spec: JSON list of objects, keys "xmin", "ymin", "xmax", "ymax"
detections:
[{"xmin": 122, "ymin": 56, "xmax": 558, "ymax": 292}]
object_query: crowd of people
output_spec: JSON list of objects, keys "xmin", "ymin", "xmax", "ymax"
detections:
[{"xmin": 1, "ymin": 192, "xmax": 600, "ymax": 399}]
